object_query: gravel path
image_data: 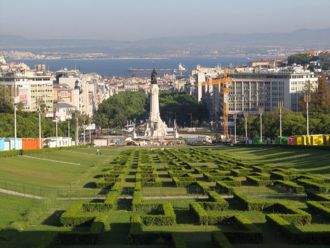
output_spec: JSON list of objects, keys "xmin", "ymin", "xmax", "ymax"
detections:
[
  {"xmin": 0, "ymin": 187, "xmax": 234, "ymax": 201},
  {"xmin": 0, "ymin": 188, "xmax": 44, "ymax": 199},
  {"xmin": 22, "ymin": 155, "xmax": 81, "ymax": 165}
]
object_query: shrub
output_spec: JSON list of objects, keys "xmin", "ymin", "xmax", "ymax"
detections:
[
  {"xmin": 90, "ymin": 214, "xmax": 108, "ymax": 233},
  {"xmin": 306, "ymin": 192, "xmax": 330, "ymax": 201},
  {"xmin": 189, "ymin": 202, "xmax": 208, "ymax": 225},
  {"xmin": 104, "ymin": 190, "xmax": 120, "ymax": 209},
  {"xmin": 215, "ymin": 181, "xmax": 233, "ymax": 194},
  {"xmin": 211, "ymin": 232, "xmax": 232, "ymax": 248},
  {"xmin": 297, "ymin": 179, "xmax": 327, "ymax": 193},
  {"xmin": 224, "ymin": 215, "xmax": 263, "ymax": 243},
  {"xmin": 233, "ymin": 191, "xmax": 272, "ymax": 211},
  {"xmin": 140, "ymin": 203, "xmax": 176, "ymax": 226},
  {"xmin": 171, "ymin": 233, "xmax": 186, "ymax": 248},
  {"xmin": 307, "ymin": 201, "xmax": 330, "ymax": 221},
  {"xmin": 266, "ymin": 214, "xmax": 330, "ymax": 244},
  {"xmin": 132, "ymin": 191, "xmax": 143, "ymax": 211},
  {"xmin": 207, "ymin": 191, "xmax": 229, "ymax": 210},
  {"xmin": 273, "ymin": 180, "xmax": 304, "ymax": 194},
  {"xmin": 246, "ymin": 176, "xmax": 272, "ymax": 186},
  {"xmin": 60, "ymin": 203, "xmax": 95, "ymax": 226}
]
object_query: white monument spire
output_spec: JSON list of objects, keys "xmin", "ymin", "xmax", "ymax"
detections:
[{"xmin": 144, "ymin": 69, "xmax": 167, "ymax": 139}]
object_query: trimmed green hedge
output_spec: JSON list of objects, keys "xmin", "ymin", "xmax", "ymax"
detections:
[
  {"xmin": 171, "ymin": 233, "xmax": 186, "ymax": 248},
  {"xmin": 140, "ymin": 203, "xmax": 176, "ymax": 226},
  {"xmin": 297, "ymin": 179, "xmax": 328, "ymax": 193},
  {"xmin": 246, "ymin": 176, "xmax": 272, "ymax": 186},
  {"xmin": 190, "ymin": 202, "xmax": 208, "ymax": 225},
  {"xmin": 215, "ymin": 181, "xmax": 233, "ymax": 194},
  {"xmin": 60, "ymin": 203, "xmax": 95, "ymax": 226},
  {"xmin": 207, "ymin": 191, "xmax": 229, "ymax": 210},
  {"xmin": 90, "ymin": 214, "xmax": 108, "ymax": 234},
  {"xmin": 266, "ymin": 213, "xmax": 330, "ymax": 244},
  {"xmin": 211, "ymin": 232, "xmax": 232, "ymax": 248},
  {"xmin": 273, "ymin": 180, "xmax": 304, "ymax": 194},
  {"xmin": 307, "ymin": 201, "xmax": 330, "ymax": 221}
]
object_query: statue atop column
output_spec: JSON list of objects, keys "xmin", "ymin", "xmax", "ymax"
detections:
[{"xmin": 151, "ymin": 68, "xmax": 158, "ymax": 84}]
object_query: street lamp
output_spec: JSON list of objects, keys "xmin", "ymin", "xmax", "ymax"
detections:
[
  {"xmin": 278, "ymin": 101, "xmax": 284, "ymax": 144},
  {"xmin": 38, "ymin": 105, "xmax": 42, "ymax": 149},
  {"xmin": 68, "ymin": 119, "xmax": 70, "ymax": 138},
  {"xmin": 243, "ymin": 111, "xmax": 248, "ymax": 144},
  {"xmin": 304, "ymin": 93, "xmax": 311, "ymax": 136},
  {"xmin": 13, "ymin": 96, "xmax": 18, "ymax": 150},
  {"xmin": 83, "ymin": 119, "xmax": 86, "ymax": 145},
  {"xmin": 75, "ymin": 115, "xmax": 79, "ymax": 146},
  {"xmin": 259, "ymin": 106, "xmax": 264, "ymax": 144},
  {"xmin": 233, "ymin": 113, "xmax": 237, "ymax": 144},
  {"xmin": 53, "ymin": 118, "xmax": 58, "ymax": 148}
]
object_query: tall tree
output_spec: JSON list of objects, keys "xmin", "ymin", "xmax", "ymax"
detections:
[{"xmin": 316, "ymin": 75, "xmax": 330, "ymax": 109}]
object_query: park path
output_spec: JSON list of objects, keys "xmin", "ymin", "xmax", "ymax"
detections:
[
  {"xmin": 0, "ymin": 187, "xmax": 232, "ymax": 200},
  {"xmin": 0, "ymin": 187, "xmax": 44, "ymax": 199},
  {"xmin": 22, "ymin": 155, "xmax": 81, "ymax": 165}
]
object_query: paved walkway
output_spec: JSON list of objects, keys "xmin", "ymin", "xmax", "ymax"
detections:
[
  {"xmin": 22, "ymin": 155, "xmax": 81, "ymax": 165},
  {"xmin": 0, "ymin": 187, "xmax": 233, "ymax": 201},
  {"xmin": 0, "ymin": 188, "xmax": 44, "ymax": 199}
]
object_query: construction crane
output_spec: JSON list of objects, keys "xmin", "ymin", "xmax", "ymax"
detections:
[{"xmin": 197, "ymin": 69, "xmax": 233, "ymax": 139}]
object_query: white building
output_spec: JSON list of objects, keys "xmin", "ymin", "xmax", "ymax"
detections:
[
  {"xmin": 0, "ymin": 71, "xmax": 54, "ymax": 116},
  {"xmin": 195, "ymin": 66, "xmax": 318, "ymax": 121},
  {"xmin": 44, "ymin": 137, "xmax": 72, "ymax": 148},
  {"xmin": 54, "ymin": 102, "xmax": 76, "ymax": 121}
]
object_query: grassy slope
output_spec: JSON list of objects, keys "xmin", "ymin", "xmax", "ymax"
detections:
[
  {"xmin": 0, "ymin": 146, "xmax": 329, "ymax": 247},
  {"xmin": 0, "ymin": 147, "xmax": 123, "ymax": 195},
  {"xmin": 216, "ymin": 146, "xmax": 330, "ymax": 178}
]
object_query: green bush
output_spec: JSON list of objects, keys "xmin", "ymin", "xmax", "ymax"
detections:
[
  {"xmin": 171, "ymin": 233, "xmax": 186, "ymax": 248},
  {"xmin": 207, "ymin": 191, "xmax": 229, "ymax": 210},
  {"xmin": 246, "ymin": 176, "xmax": 272, "ymax": 186},
  {"xmin": 297, "ymin": 179, "xmax": 327, "ymax": 193},
  {"xmin": 224, "ymin": 215, "xmax": 263, "ymax": 243},
  {"xmin": 215, "ymin": 181, "xmax": 233, "ymax": 194},
  {"xmin": 266, "ymin": 214, "xmax": 330, "ymax": 244},
  {"xmin": 307, "ymin": 201, "xmax": 330, "ymax": 221},
  {"xmin": 90, "ymin": 215, "xmax": 108, "ymax": 234},
  {"xmin": 307, "ymin": 192, "xmax": 330, "ymax": 201},
  {"xmin": 211, "ymin": 232, "xmax": 232, "ymax": 248},
  {"xmin": 60, "ymin": 203, "xmax": 95, "ymax": 226},
  {"xmin": 190, "ymin": 202, "xmax": 208, "ymax": 225},
  {"xmin": 233, "ymin": 191, "xmax": 273, "ymax": 211},
  {"xmin": 140, "ymin": 203, "xmax": 176, "ymax": 226},
  {"xmin": 0, "ymin": 149, "xmax": 21, "ymax": 157},
  {"xmin": 104, "ymin": 190, "xmax": 120, "ymax": 209},
  {"xmin": 132, "ymin": 191, "xmax": 143, "ymax": 211},
  {"xmin": 273, "ymin": 180, "xmax": 304, "ymax": 194}
]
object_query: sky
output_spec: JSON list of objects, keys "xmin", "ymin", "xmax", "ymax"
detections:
[{"xmin": 1, "ymin": 0, "xmax": 330, "ymax": 41}]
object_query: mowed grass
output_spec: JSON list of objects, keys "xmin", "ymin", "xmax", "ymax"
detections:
[
  {"xmin": 0, "ymin": 147, "xmax": 125, "ymax": 195},
  {"xmin": 215, "ymin": 146, "xmax": 330, "ymax": 179},
  {"xmin": 0, "ymin": 193, "xmax": 38, "ymax": 228}
]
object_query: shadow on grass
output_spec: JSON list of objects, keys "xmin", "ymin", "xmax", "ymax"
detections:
[
  {"xmin": 42, "ymin": 210, "xmax": 64, "ymax": 226},
  {"xmin": 83, "ymin": 182, "xmax": 96, "ymax": 188}
]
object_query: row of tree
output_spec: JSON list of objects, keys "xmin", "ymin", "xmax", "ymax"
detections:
[
  {"xmin": 288, "ymin": 53, "xmax": 330, "ymax": 70},
  {"xmin": 0, "ymin": 111, "xmax": 93, "ymax": 139},
  {"xmin": 237, "ymin": 75, "xmax": 330, "ymax": 139},
  {"xmin": 93, "ymin": 91, "xmax": 209, "ymax": 128},
  {"xmin": 236, "ymin": 110, "xmax": 330, "ymax": 139}
]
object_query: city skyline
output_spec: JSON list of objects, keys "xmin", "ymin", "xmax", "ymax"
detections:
[{"xmin": 1, "ymin": 0, "xmax": 330, "ymax": 40}]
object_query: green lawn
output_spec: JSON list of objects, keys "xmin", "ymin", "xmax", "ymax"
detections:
[
  {"xmin": 0, "ymin": 147, "xmax": 124, "ymax": 196},
  {"xmin": 0, "ymin": 145, "xmax": 329, "ymax": 248},
  {"xmin": 216, "ymin": 146, "xmax": 330, "ymax": 178}
]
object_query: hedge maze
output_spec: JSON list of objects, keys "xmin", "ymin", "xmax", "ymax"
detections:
[{"xmin": 57, "ymin": 148, "xmax": 330, "ymax": 247}]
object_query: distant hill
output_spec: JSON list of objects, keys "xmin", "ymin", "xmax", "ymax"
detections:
[{"xmin": 1, "ymin": 28, "xmax": 330, "ymax": 55}]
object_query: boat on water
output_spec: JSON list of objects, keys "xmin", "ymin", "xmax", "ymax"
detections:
[{"xmin": 128, "ymin": 63, "xmax": 186, "ymax": 75}]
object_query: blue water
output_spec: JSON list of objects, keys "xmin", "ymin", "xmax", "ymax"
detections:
[{"xmin": 15, "ymin": 57, "xmax": 250, "ymax": 76}]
